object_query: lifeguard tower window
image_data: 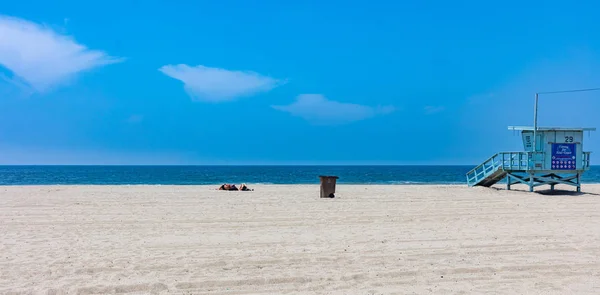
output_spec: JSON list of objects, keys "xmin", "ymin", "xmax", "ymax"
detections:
[{"xmin": 466, "ymin": 126, "xmax": 596, "ymax": 192}]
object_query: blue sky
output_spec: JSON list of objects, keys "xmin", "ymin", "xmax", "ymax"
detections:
[{"xmin": 1, "ymin": 0, "xmax": 599, "ymax": 165}]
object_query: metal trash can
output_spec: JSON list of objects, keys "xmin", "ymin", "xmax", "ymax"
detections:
[{"xmin": 319, "ymin": 175, "xmax": 339, "ymax": 198}]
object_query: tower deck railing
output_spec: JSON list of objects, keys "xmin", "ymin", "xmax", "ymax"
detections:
[{"xmin": 583, "ymin": 151, "xmax": 591, "ymax": 168}]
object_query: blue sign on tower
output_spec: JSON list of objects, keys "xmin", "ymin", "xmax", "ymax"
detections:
[{"xmin": 551, "ymin": 143, "xmax": 576, "ymax": 170}]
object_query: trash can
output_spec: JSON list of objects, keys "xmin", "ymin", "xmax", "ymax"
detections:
[{"xmin": 319, "ymin": 175, "xmax": 339, "ymax": 198}]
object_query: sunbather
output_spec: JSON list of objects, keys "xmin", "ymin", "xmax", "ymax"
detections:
[
  {"xmin": 218, "ymin": 184, "xmax": 238, "ymax": 191},
  {"xmin": 240, "ymin": 183, "xmax": 253, "ymax": 191}
]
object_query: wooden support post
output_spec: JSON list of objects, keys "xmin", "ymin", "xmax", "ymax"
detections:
[
  {"xmin": 506, "ymin": 174, "xmax": 511, "ymax": 190},
  {"xmin": 529, "ymin": 173, "xmax": 534, "ymax": 192},
  {"xmin": 577, "ymin": 173, "xmax": 581, "ymax": 193}
]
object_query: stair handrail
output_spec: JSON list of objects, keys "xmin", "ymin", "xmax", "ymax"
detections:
[
  {"xmin": 466, "ymin": 153, "xmax": 499, "ymax": 177},
  {"xmin": 466, "ymin": 154, "xmax": 505, "ymax": 185}
]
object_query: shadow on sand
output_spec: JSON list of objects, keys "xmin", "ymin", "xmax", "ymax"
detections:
[
  {"xmin": 489, "ymin": 185, "xmax": 600, "ymax": 196},
  {"xmin": 535, "ymin": 189, "xmax": 600, "ymax": 196}
]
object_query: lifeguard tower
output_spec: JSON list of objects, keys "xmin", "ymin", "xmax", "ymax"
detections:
[
  {"xmin": 466, "ymin": 89, "xmax": 597, "ymax": 192},
  {"xmin": 466, "ymin": 127, "xmax": 594, "ymax": 192}
]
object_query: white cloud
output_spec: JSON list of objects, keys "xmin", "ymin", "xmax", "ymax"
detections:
[
  {"xmin": 424, "ymin": 105, "xmax": 445, "ymax": 114},
  {"xmin": 272, "ymin": 94, "xmax": 395, "ymax": 125},
  {"xmin": 0, "ymin": 15, "xmax": 123, "ymax": 92},
  {"xmin": 159, "ymin": 64, "xmax": 284, "ymax": 102}
]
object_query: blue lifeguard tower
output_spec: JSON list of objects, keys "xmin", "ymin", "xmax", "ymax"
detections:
[
  {"xmin": 466, "ymin": 127, "xmax": 595, "ymax": 192},
  {"xmin": 466, "ymin": 90, "xmax": 596, "ymax": 192}
]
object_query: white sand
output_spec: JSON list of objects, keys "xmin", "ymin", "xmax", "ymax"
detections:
[{"xmin": 1, "ymin": 184, "xmax": 600, "ymax": 294}]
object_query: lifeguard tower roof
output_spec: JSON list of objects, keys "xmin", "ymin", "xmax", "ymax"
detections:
[{"xmin": 508, "ymin": 126, "xmax": 596, "ymax": 131}]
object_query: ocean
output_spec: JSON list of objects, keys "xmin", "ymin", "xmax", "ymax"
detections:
[{"xmin": 1, "ymin": 165, "xmax": 600, "ymax": 185}]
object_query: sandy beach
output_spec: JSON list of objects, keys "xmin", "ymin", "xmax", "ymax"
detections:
[{"xmin": 1, "ymin": 184, "xmax": 599, "ymax": 294}]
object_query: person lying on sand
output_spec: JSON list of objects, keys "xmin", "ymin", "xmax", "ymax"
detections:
[
  {"xmin": 218, "ymin": 184, "xmax": 238, "ymax": 191},
  {"xmin": 239, "ymin": 183, "xmax": 253, "ymax": 191},
  {"xmin": 217, "ymin": 183, "xmax": 253, "ymax": 191}
]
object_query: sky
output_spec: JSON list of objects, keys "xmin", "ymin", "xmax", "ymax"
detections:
[{"xmin": 1, "ymin": 0, "xmax": 600, "ymax": 165}]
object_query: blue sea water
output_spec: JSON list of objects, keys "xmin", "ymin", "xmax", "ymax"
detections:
[{"xmin": 1, "ymin": 165, "xmax": 600, "ymax": 185}]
